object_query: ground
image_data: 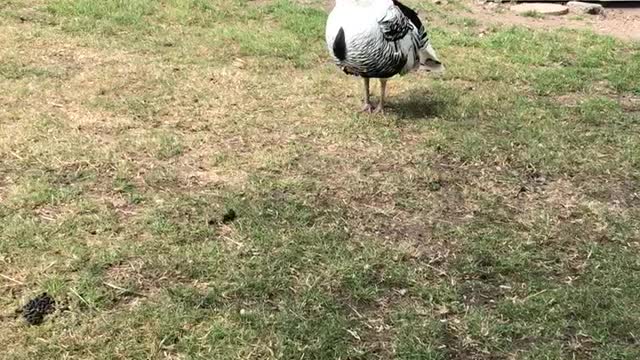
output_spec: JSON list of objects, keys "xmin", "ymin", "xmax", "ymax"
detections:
[
  {"xmin": 0, "ymin": 0, "xmax": 639, "ymax": 359},
  {"xmin": 470, "ymin": 1, "xmax": 640, "ymax": 42}
]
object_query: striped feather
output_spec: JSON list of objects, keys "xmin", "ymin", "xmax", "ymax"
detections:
[{"xmin": 326, "ymin": 0, "xmax": 441, "ymax": 78}]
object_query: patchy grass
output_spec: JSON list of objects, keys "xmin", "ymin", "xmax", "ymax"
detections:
[
  {"xmin": 520, "ymin": 10, "xmax": 545, "ymax": 19},
  {"xmin": 1, "ymin": 0, "xmax": 639, "ymax": 359}
]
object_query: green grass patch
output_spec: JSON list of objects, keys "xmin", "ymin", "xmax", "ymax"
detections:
[{"xmin": 1, "ymin": 0, "xmax": 639, "ymax": 359}]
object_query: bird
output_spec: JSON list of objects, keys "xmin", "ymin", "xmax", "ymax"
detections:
[{"xmin": 325, "ymin": 0, "xmax": 444, "ymax": 113}]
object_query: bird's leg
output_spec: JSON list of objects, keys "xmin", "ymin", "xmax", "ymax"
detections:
[
  {"xmin": 375, "ymin": 79, "xmax": 387, "ymax": 113},
  {"xmin": 361, "ymin": 77, "xmax": 374, "ymax": 113}
]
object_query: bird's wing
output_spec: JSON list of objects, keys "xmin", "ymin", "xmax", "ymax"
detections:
[
  {"xmin": 392, "ymin": 0, "xmax": 428, "ymax": 48},
  {"xmin": 377, "ymin": 5, "xmax": 412, "ymax": 42},
  {"xmin": 378, "ymin": 1, "xmax": 428, "ymax": 48}
]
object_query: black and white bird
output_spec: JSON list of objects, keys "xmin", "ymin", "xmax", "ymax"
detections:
[{"xmin": 326, "ymin": 0, "xmax": 444, "ymax": 113}]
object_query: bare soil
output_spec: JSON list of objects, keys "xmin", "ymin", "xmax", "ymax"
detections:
[{"xmin": 468, "ymin": 1, "xmax": 640, "ymax": 41}]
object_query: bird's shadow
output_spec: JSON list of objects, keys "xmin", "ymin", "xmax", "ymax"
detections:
[{"xmin": 385, "ymin": 87, "xmax": 455, "ymax": 122}]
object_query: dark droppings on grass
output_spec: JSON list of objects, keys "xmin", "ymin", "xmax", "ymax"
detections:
[
  {"xmin": 21, "ymin": 293, "xmax": 56, "ymax": 326},
  {"xmin": 222, "ymin": 208, "xmax": 237, "ymax": 224},
  {"xmin": 206, "ymin": 209, "xmax": 237, "ymax": 225}
]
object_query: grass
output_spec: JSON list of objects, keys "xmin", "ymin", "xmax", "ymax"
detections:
[
  {"xmin": 1, "ymin": 0, "xmax": 639, "ymax": 358},
  {"xmin": 521, "ymin": 10, "xmax": 545, "ymax": 19}
]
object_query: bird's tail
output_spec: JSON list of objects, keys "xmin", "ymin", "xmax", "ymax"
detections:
[{"xmin": 419, "ymin": 43, "xmax": 444, "ymax": 74}]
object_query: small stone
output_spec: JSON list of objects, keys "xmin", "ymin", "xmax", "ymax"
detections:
[
  {"xmin": 510, "ymin": 3, "xmax": 569, "ymax": 16},
  {"xmin": 566, "ymin": 1, "xmax": 604, "ymax": 15}
]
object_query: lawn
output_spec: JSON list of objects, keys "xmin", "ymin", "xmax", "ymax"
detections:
[{"xmin": 1, "ymin": 0, "xmax": 639, "ymax": 358}]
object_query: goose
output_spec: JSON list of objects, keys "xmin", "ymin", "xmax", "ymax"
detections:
[{"xmin": 325, "ymin": 0, "xmax": 444, "ymax": 113}]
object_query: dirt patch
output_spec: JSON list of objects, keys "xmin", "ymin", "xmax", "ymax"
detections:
[
  {"xmin": 619, "ymin": 94, "xmax": 640, "ymax": 113},
  {"xmin": 468, "ymin": 1, "xmax": 640, "ymax": 41}
]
